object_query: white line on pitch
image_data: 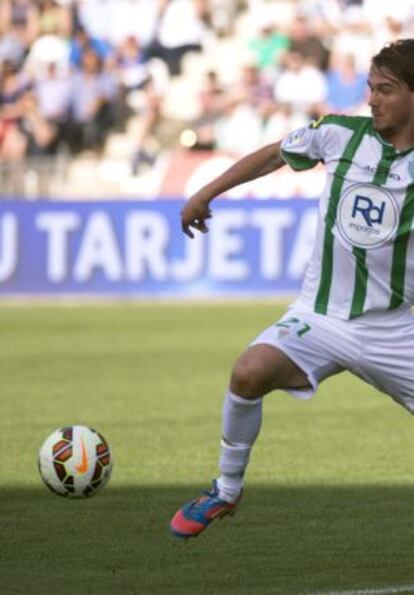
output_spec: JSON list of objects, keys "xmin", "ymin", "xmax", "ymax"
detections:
[{"xmin": 310, "ymin": 584, "xmax": 414, "ymax": 595}]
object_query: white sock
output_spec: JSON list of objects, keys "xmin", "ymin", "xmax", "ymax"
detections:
[{"xmin": 217, "ymin": 390, "xmax": 262, "ymax": 503}]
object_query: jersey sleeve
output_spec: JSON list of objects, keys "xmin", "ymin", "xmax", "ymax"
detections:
[{"xmin": 281, "ymin": 117, "xmax": 327, "ymax": 171}]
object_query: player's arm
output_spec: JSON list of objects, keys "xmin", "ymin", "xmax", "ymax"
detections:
[{"xmin": 181, "ymin": 141, "xmax": 285, "ymax": 238}]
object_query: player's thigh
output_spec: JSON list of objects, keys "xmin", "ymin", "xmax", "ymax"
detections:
[
  {"xmin": 230, "ymin": 343, "xmax": 310, "ymax": 398},
  {"xmin": 354, "ymin": 312, "xmax": 414, "ymax": 411},
  {"xmin": 230, "ymin": 310, "xmax": 346, "ymax": 399}
]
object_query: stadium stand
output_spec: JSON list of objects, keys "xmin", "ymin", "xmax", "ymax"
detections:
[{"xmin": 0, "ymin": 0, "xmax": 414, "ymax": 199}]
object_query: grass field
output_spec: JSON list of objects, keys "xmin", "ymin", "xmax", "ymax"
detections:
[{"xmin": 1, "ymin": 302, "xmax": 414, "ymax": 595}]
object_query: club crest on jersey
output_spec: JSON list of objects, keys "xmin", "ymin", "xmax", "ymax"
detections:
[
  {"xmin": 284, "ymin": 126, "xmax": 308, "ymax": 148},
  {"xmin": 336, "ymin": 183, "xmax": 398, "ymax": 249}
]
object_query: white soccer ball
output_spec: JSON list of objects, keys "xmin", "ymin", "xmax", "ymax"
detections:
[{"xmin": 38, "ymin": 425, "xmax": 113, "ymax": 498}]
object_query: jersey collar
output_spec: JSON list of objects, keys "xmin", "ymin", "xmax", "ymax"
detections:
[{"xmin": 372, "ymin": 125, "xmax": 414, "ymax": 157}]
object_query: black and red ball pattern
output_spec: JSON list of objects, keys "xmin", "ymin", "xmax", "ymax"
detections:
[
  {"xmin": 83, "ymin": 432, "xmax": 111, "ymax": 497},
  {"xmin": 45, "ymin": 427, "xmax": 111, "ymax": 498}
]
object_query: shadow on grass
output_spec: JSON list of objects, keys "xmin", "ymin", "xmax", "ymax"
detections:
[{"xmin": 1, "ymin": 484, "xmax": 414, "ymax": 595}]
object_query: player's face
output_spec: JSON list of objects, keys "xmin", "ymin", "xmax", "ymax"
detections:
[{"xmin": 368, "ymin": 66, "xmax": 414, "ymax": 140}]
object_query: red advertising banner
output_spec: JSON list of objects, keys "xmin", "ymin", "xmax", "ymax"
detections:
[{"xmin": 159, "ymin": 149, "xmax": 326, "ymax": 199}]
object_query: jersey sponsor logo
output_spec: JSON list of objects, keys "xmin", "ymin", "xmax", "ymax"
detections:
[
  {"xmin": 336, "ymin": 183, "xmax": 398, "ymax": 249},
  {"xmin": 363, "ymin": 165, "xmax": 401, "ymax": 181}
]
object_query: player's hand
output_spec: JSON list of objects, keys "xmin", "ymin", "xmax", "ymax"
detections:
[{"xmin": 181, "ymin": 196, "xmax": 212, "ymax": 239}]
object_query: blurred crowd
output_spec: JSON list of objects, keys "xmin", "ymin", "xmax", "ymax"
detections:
[{"xmin": 1, "ymin": 0, "xmax": 414, "ymax": 175}]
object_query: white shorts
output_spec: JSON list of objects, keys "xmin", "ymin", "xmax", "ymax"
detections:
[{"xmin": 250, "ymin": 304, "xmax": 414, "ymax": 413}]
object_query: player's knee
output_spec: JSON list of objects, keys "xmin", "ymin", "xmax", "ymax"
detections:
[{"xmin": 230, "ymin": 358, "xmax": 264, "ymax": 398}]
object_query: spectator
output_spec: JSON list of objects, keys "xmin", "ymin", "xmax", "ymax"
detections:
[
  {"xmin": 24, "ymin": 33, "xmax": 70, "ymax": 80},
  {"xmin": 231, "ymin": 63, "xmax": 274, "ymax": 113},
  {"xmin": 262, "ymin": 102, "xmax": 308, "ymax": 146},
  {"xmin": 296, "ymin": 0, "xmax": 343, "ymax": 33},
  {"xmin": 69, "ymin": 25, "xmax": 113, "ymax": 69},
  {"xmin": 0, "ymin": 59, "xmax": 30, "ymax": 160},
  {"xmin": 330, "ymin": 7, "xmax": 375, "ymax": 72},
  {"xmin": 34, "ymin": 0, "xmax": 72, "ymax": 38},
  {"xmin": 247, "ymin": 22, "xmax": 289, "ymax": 78},
  {"xmin": 324, "ymin": 52, "xmax": 368, "ymax": 114},
  {"xmin": 130, "ymin": 76, "xmax": 162, "ymax": 174},
  {"xmin": 1, "ymin": 0, "xmax": 413, "ymax": 197},
  {"xmin": 183, "ymin": 69, "xmax": 226, "ymax": 150},
  {"xmin": 23, "ymin": 0, "xmax": 72, "ymax": 80},
  {"xmin": 145, "ymin": 0, "xmax": 208, "ymax": 76},
  {"xmin": 14, "ymin": 89, "xmax": 58, "ymax": 157},
  {"xmin": 0, "ymin": 0, "xmax": 38, "ymax": 69},
  {"xmin": 371, "ymin": 12, "xmax": 414, "ymax": 51},
  {"xmin": 0, "ymin": 58, "xmax": 31, "ymax": 111},
  {"xmin": 33, "ymin": 60, "xmax": 72, "ymax": 148},
  {"xmin": 288, "ymin": 14, "xmax": 330, "ymax": 71},
  {"xmin": 116, "ymin": 35, "xmax": 150, "ymax": 94},
  {"xmin": 75, "ymin": 0, "xmax": 159, "ymax": 47},
  {"xmin": 0, "ymin": 88, "xmax": 58, "ymax": 161},
  {"xmin": 66, "ymin": 47, "xmax": 119, "ymax": 153},
  {"xmin": 206, "ymin": 61, "xmax": 276, "ymax": 155},
  {"xmin": 362, "ymin": 0, "xmax": 414, "ymax": 37},
  {"xmin": 207, "ymin": 0, "xmax": 244, "ymax": 37},
  {"xmin": 0, "ymin": 0, "xmax": 38, "ymax": 46},
  {"xmin": 214, "ymin": 97, "xmax": 263, "ymax": 155},
  {"xmin": 274, "ymin": 51, "xmax": 327, "ymax": 119},
  {"xmin": 0, "ymin": 27, "xmax": 27, "ymax": 70},
  {"xmin": 0, "ymin": 117, "xmax": 25, "ymax": 161}
]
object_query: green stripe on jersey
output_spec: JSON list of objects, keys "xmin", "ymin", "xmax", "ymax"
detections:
[
  {"xmin": 349, "ymin": 145, "xmax": 397, "ymax": 318},
  {"xmin": 282, "ymin": 115, "xmax": 372, "ymax": 171},
  {"xmin": 281, "ymin": 150, "xmax": 318, "ymax": 171},
  {"xmin": 389, "ymin": 182, "xmax": 414, "ymax": 309},
  {"xmin": 314, "ymin": 120, "xmax": 370, "ymax": 314},
  {"xmin": 313, "ymin": 114, "xmax": 371, "ymax": 132},
  {"xmin": 349, "ymin": 247, "xmax": 368, "ymax": 317}
]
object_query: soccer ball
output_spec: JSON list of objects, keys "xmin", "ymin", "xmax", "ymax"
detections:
[{"xmin": 38, "ymin": 425, "xmax": 113, "ymax": 498}]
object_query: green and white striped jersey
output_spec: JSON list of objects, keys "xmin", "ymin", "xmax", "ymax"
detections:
[{"xmin": 281, "ymin": 114, "xmax": 414, "ymax": 319}]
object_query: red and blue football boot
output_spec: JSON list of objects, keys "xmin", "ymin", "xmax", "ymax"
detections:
[{"xmin": 169, "ymin": 480, "xmax": 241, "ymax": 540}]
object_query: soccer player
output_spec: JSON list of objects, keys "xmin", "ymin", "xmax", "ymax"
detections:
[{"xmin": 170, "ymin": 39, "xmax": 414, "ymax": 539}]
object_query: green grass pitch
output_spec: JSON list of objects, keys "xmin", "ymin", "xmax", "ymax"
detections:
[{"xmin": 1, "ymin": 302, "xmax": 414, "ymax": 595}]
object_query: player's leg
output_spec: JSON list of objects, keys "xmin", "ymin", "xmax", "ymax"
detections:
[
  {"xmin": 350, "ymin": 307, "xmax": 414, "ymax": 413},
  {"xmin": 216, "ymin": 344, "xmax": 310, "ymax": 504},
  {"xmin": 170, "ymin": 310, "xmax": 343, "ymax": 539},
  {"xmin": 170, "ymin": 344, "xmax": 307, "ymax": 539},
  {"xmin": 230, "ymin": 342, "xmax": 311, "ymax": 397}
]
